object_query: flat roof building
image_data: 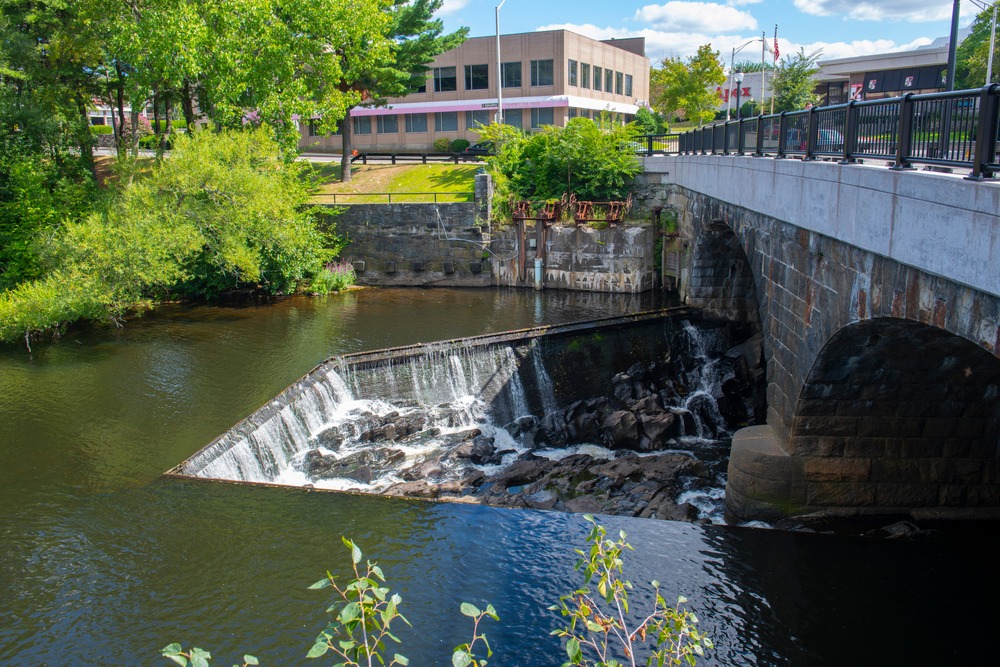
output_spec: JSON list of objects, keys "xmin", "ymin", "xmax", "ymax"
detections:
[
  {"xmin": 300, "ymin": 29, "xmax": 650, "ymax": 153},
  {"xmin": 815, "ymin": 33, "xmax": 969, "ymax": 105}
]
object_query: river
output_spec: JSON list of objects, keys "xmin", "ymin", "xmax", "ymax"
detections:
[{"xmin": 0, "ymin": 287, "xmax": 996, "ymax": 666}]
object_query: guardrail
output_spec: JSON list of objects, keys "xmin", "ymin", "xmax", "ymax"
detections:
[
  {"xmin": 314, "ymin": 191, "xmax": 475, "ymax": 204},
  {"xmin": 636, "ymin": 84, "xmax": 1000, "ymax": 180},
  {"xmin": 350, "ymin": 151, "xmax": 482, "ymax": 164}
]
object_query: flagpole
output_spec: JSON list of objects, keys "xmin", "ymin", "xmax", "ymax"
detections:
[
  {"xmin": 771, "ymin": 24, "xmax": 778, "ymax": 114},
  {"xmin": 761, "ymin": 31, "xmax": 766, "ymax": 115}
]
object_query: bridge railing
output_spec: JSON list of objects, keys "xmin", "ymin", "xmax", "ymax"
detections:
[{"xmin": 638, "ymin": 84, "xmax": 1000, "ymax": 180}]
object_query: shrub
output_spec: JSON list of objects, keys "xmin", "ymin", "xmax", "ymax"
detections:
[
  {"xmin": 90, "ymin": 124, "xmax": 115, "ymax": 135},
  {"xmin": 477, "ymin": 116, "xmax": 641, "ymax": 219},
  {"xmin": 308, "ymin": 260, "xmax": 355, "ymax": 294},
  {"xmin": 450, "ymin": 138, "xmax": 470, "ymax": 152},
  {"xmin": 433, "ymin": 138, "xmax": 450, "ymax": 151},
  {"xmin": 0, "ymin": 127, "xmax": 341, "ymax": 344},
  {"xmin": 551, "ymin": 515, "xmax": 712, "ymax": 666}
]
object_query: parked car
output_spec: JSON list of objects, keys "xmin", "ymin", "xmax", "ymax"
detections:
[
  {"xmin": 816, "ymin": 128, "xmax": 845, "ymax": 152},
  {"xmin": 462, "ymin": 141, "xmax": 495, "ymax": 157}
]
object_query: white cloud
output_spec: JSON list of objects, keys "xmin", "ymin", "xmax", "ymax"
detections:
[
  {"xmin": 539, "ymin": 22, "xmax": 940, "ymax": 64},
  {"xmin": 438, "ymin": 0, "xmax": 470, "ymax": 15},
  {"xmin": 633, "ymin": 2, "xmax": 758, "ymax": 33},
  {"xmin": 791, "ymin": 0, "xmax": 953, "ymax": 23}
]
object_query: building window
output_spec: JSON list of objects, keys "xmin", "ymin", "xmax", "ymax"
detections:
[
  {"xmin": 568, "ymin": 59, "xmax": 578, "ymax": 86},
  {"xmin": 415, "ymin": 80, "xmax": 427, "ymax": 93},
  {"xmin": 531, "ymin": 107, "xmax": 554, "ymax": 128},
  {"xmin": 615, "ymin": 72, "xmax": 623, "ymax": 95},
  {"xmin": 377, "ymin": 115, "xmax": 398, "ymax": 134},
  {"xmin": 308, "ymin": 120, "xmax": 319, "ymax": 137},
  {"xmin": 581, "ymin": 63, "xmax": 590, "ymax": 89},
  {"xmin": 353, "ymin": 117, "xmax": 371, "ymax": 135},
  {"xmin": 605, "ymin": 69, "xmax": 613, "ymax": 93},
  {"xmin": 625, "ymin": 74, "xmax": 633, "ymax": 97},
  {"xmin": 504, "ymin": 109, "xmax": 523, "ymax": 129},
  {"xmin": 502, "ymin": 61, "xmax": 521, "ymax": 88},
  {"xmin": 433, "ymin": 66, "xmax": 457, "ymax": 92},
  {"xmin": 435, "ymin": 111, "xmax": 458, "ymax": 132},
  {"xmin": 405, "ymin": 113, "xmax": 428, "ymax": 133},
  {"xmin": 465, "ymin": 64, "xmax": 489, "ymax": 91},
  {"xmin": 465, "ymin": 109, "xmax": 492, "ymax": 129},
  {"xmin": 593, "ymin": 66, "xmax": 602, "ymax": 91},
  {"xmin": 530, "ymin": 59, "xmax": 553, "ymax": 86}
]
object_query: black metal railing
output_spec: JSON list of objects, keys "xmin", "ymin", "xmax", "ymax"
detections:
[{"xmin": 637, "ymin": 84, "xmax": 1000, "ymax": 180}]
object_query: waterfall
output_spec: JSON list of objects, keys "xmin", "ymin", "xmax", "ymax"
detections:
[
  {"xmin": 529, "ymin": 339, "xmax": 558, "ymax": 416},
  {"xmin": 170, "ymin": 309, "xmax": 755, "ymax": 525},
  {"xmin": 680, "ymin": 321, "xmax": 728, "ymax": 440}
]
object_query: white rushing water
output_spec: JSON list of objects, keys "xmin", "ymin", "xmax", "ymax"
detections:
[{"xmin": 187, "ymin": 321, "xmax": 742, "ymax": 524}]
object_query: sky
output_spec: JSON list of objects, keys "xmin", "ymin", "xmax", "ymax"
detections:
[{"xmin": 436, "ymin": 0, "xmax": 990, "ymax": 65}]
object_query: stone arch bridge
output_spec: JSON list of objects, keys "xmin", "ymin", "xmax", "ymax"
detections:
[{"xmin": 638, "ymin": 155, "xmax": 1000, "ymax": 522}]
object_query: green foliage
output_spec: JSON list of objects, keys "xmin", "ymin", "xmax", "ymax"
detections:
[
  {"xmin": 956, "ymin": 4, "xmax": 1000, "ymax": 89},
  {"xmin": 309, "ymin": 260, "xmax": 356, "ymax": 294},
  {"xmin": 434, "ymin": 138, "xmax": 451, "ymax": 151},
  {"xmin": 550, "ymin": 515, "xmax": 712, "ymax": 667},
  {"xmin": 0, "ymin": 127, "xmax": 99, "ymax": 289},
  {"xmin": 651, "ymin": 45, "xmax": 726, "ymax": 126},
  {"xmin": 770, "ymin": 49, "xmax": 822, "ymax": 113},
  {"xmin": 633, "ymin": 107, "xmax": 665, "ymax": 135},
  {"xmin": 477, "ymin": 117, "xmax": 640, "ymax": 219},
  {"xmin": 161, "ymin": 643, "xmax": 258, "ymax": 667},
  {"xmin": 0, "ymin": 128, "xmax": 338, "ymax": 344},
  {"xmin": 450, "ymin": 138, "xmax": 471, "ymax": 152},
  {"xmin": 90, "ymin": 124, "xmax": 116, "ymax": 135},
  {"xmin": 453, "ymin": 603, "xmax": 499, "ymax": 667},
  {"xmin": 158, "ymin": 521, "xmax": 707, "ymax": 667},
  {"xmin": 307, "ymin": 537, "xmax": 412, "ymax": 667}
]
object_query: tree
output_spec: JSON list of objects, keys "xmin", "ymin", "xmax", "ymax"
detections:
[
  {"xmin": 769, "ymin": 48, "xmax": 821, "ymax": 113},
  {"xmin": 650, "ymin": 45, "xmax": 725, "ymax": 126},
  {"xmin": 634, "ymin": 106, "xmax": 665, "ymax": 134},
  {"xmin": 956, "ymin": 4, "xmax": 999, "ymax": 89},
  {"xmin": 337, "ymin": 0, "xmax": 467, "ymax": 183}
]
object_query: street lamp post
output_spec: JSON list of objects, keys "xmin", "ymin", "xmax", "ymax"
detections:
[
  {"xmin": 495, "ymin": 0, "xmax": 507, "ymax": 124},
  {"xmin": 734, "ymin": 71, "xmax": 745, "ymax": 120},
  {"xmin": 727, "ymin": 40, "xmax": 755, "ymax": 121},
  {"xmin": 970, "ymin": 0, "xmax": 998, "ymax": 85}
]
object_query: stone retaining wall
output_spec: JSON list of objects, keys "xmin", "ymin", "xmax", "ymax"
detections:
[{"xmin": 327, "ymin": 202, "xmax": 492, "ymax": 287}]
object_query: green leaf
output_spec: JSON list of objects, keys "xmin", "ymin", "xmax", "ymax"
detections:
[
  {"xmin": 395, "ymin": 654, "xmax": 409, "ymax": 666},
  {"xmin": 485, "ymin": 603, "xmax": 498, "ymax": 619},
  {"xmin": 164, "ymin": 655, "xmax": 188, "ymax": 667},
  {"xmin": 339, "ymin": 601, "xmax": 360, "ymax": 623},
  {"xmin": 351, "ymin": 542, "xmax": 362, "ymax": 564},
  {"xmin": 452, "ymin": 649, "xmax": 472, "ymax": 667},
  {"xmin": 460, "ymin": 602, "xmax": 481, "ymax": 617},
  {"xmin": 243, "ymin": 656, "xmax": 258, "ymax": 666},
  {"xmin": 306, "ymin": 641, "xmax": 329, "ymax": 659},
  {"xmin": 566, "ymin": 637, "xmax": 583, "ymax": 663},
  {"xmin": 308, "ymin": 577, "xmax": 331, "ymax": 589},
  {"xmin": 162, "ymin": 644, "xmax": 183, "ymax": 655}
]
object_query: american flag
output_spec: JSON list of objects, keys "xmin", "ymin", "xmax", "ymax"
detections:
[{"xmin": 773, "ymin": 25, "xmax": 779, "ymax": 62}]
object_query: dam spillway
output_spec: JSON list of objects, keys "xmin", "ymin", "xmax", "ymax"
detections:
[{"xmin": 167, "ymin": 308, "xmax": 765, "ymax": 520}]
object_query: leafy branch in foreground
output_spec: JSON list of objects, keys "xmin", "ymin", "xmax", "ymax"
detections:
[
  {"xmin": 453, "ymin": 602, "xmax": 500, "ymax": 667},
  {"xmin": 306, "ymin": 537, "xmax": 411, "ymax": 667},
  {"xmin": 550, "ymin": 515, "xmax": 712, "ymax": 667},
  {"xmin": 161, "ymin": 643, "xmax": 257, "ymax": 667}
]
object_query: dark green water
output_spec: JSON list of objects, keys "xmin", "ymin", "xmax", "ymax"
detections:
[{"xmin": 1, "ymin": 288, "xmax": 997, "ymax": 666}]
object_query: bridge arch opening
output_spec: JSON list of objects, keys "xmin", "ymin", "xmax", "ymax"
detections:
[
  {"xmin": 789, "ymin": 318, "xmax": 1000, "ymax": 518},
  {"xmin": 686, "ymin": 219, "xmax": 761, "ymax": 328}
]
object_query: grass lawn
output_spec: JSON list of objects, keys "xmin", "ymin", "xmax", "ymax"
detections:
[{"xmin": 309, "ymin": 163, "xmax": 480, "ymax": 203}]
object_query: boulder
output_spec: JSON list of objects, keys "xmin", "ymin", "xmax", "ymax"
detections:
[{"xmin": 602, "ymin": 410, "xmax": 639, "ymax": 449}]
